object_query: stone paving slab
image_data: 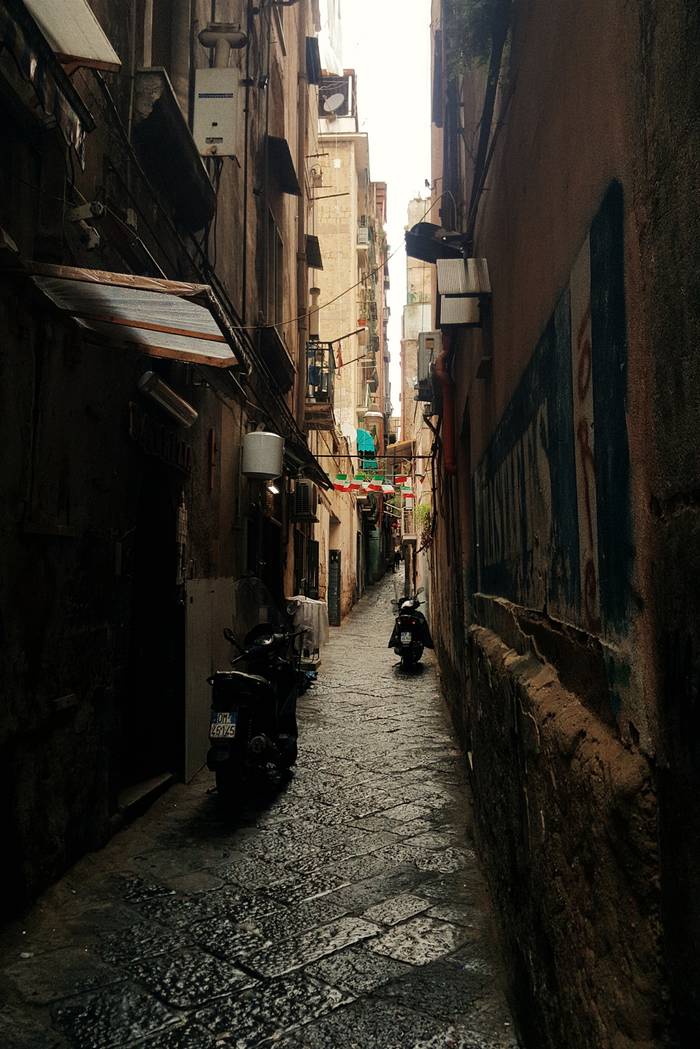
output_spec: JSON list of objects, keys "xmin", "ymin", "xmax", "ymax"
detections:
[
  {"xmin": 4, "ymin": 944, "xmax": 123, "ymax": 1006},
  {"xmin": 194, "ymin": 972, "xmax": 350, "ymax": 1045},
  {"xmin": 0, "ymin": 577, "xmax": 518, "ymax": 1049},
  {"xmin": 132, "ymin": 948, "xmax": 257, "ymax": 1008},
  {"xmin": 132, "ymin": 1024, "xmax": 220, "ymax": 1048},
  {"xmin": 275, "ymin": 997, "xmax": 496, "ymax": 1049},
  {"xmin": 361, "ymin": 893, "xmax": 431, "ymax": 926},
  {"xmin": 369, "ymin": 915, "xmax": 470, "ymax": 965},
  {"xmin": 302, "ymin": 943, "xmax": 414, "ymax": 995},
  {"xmin": 246, "ymin": 916, "xmax": 381, "ymax": 979},
  {"xmin": 52, "ymin": 984, "xmax": 180, "ymax": 1048}
]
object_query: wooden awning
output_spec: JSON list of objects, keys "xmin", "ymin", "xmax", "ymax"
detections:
[
  {"xmin": 29, "ymin": 263, "xmax": 245, "ymax": 368},
  {"xmin": 24, "ymin": 0, "xmax": 121, "ymax": 71}
]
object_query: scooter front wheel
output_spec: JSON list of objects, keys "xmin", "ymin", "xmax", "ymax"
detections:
[
  {"xmin": 277, "ymin": 733, "xmax": 298, "ymax": 770},
  {"xmin": 215, "ymin": 763, "xmax": 243, "ymax": 803}
]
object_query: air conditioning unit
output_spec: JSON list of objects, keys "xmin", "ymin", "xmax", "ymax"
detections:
[
  {"xmin": 293, "ymin": 480, "xmax": 319, "ymax": 521},
  {"xmin": 415, "ymin": 330, "xmax": 440, "ymax": 402},
  {"xmin": 357, "ymin": 226, "xmax": 370, "ymax": 247}
]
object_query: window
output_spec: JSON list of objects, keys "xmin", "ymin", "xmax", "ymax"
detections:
[
  {"xmin": 150, "ymin": 0, "xmax": 172, "ymax": 69},
  {"xmin": 359, "ymin": 357, "xmax": 376, "ymax": 389},
  {"xmin": 266, "ymin": 211, "xmax": 284, "ymax": 326}
]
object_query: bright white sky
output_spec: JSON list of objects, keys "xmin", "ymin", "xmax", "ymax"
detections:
[{"xmin": 341, "ymin": 0, "xmax": 432, "ymax": 412}]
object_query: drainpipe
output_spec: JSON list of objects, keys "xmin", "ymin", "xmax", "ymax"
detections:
[
  {"xmin": 170, "ymin": 0, "xmax": 193, "ymax": 119},
  {"xmin": 295, "ymin": 3, "xmax": 309, "ymax": 425},
  {"xmin": 435, "ymin": 332, "xmax": 457, "ymax": 475},
  {"xmin": 309, "ymin": 286, "xmax": 321, "ymax": 340}
]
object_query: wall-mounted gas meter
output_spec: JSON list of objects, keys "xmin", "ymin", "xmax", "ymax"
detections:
[{"xmin": 193, "ymin": 68, "xmax": 237, "ymax": 156}]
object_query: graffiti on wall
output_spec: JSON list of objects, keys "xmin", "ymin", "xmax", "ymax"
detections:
[
  {"xmin": 570, "ymin": 238, "xmax": 600, "ymax": 631},
  {"xmin": 474, "ymin": 182, "xmax": 631, "ymax": 636}
]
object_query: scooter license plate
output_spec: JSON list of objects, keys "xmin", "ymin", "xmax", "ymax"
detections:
[
  {"xmin": 210, "ymin": 711, "xmax": 238, "ymax": 739},
  {"xmin": 400, "ymin": 631, "xmax": 412, "ymax": 644}
]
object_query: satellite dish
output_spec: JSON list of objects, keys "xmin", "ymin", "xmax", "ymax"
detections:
[{"xmin": 323, "ymin": 92, "xmax": 345, "ymax": 114}]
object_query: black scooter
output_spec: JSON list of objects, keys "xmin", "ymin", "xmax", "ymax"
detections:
[
  {"xmin": 388, "ymin": 586, "xmax": 434, "ymax": 668},
  {"xmin": 207, "ymin": 578, "xmax": 308, "ymax": 799}
]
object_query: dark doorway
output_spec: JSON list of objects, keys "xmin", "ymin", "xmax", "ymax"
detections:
[
  {"xmin": 328, "ymin": 549, "xmax": 341, "ymax": 626},
  {"xmin": 120, "ymin": 466, "xmax": 183, "ymax": 790},
  {"xmin": 248, "ymin": 510, "xmax": 283, "ymax": 602}
]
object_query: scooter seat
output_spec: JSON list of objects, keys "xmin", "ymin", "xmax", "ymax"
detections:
[{"xmin": 212, "ymin": 670, "xmax": 270, "ymax": 688}]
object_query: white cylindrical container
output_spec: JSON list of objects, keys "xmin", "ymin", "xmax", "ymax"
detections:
[{"xmin": 241, "ymin": 431, "xmax": 284, "ymax": 479}]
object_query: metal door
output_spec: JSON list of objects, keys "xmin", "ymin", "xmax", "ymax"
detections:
[
  {"xmin": 328, "ymin": 549, "xmax": 341, "ymax": 626},
  {"xmin": 184, "ymin": 577, "xmax": 234, "ymax": 782}
]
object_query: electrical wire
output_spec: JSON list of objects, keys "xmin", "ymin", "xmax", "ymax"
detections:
[{"xmin": 225, "ymin": 191, "xmax": 456, "ymax": 332}]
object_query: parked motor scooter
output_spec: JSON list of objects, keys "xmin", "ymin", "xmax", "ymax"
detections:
[
  {"xmin": 388, "ymin": 586, "xmax": 434, "ymax": 668},
  {"xmin": 207, "ymin": 577, "xmax": 309, "ymax": 799}
]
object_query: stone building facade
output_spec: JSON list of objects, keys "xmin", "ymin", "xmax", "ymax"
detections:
[
  {"xmin": 0, "ymin": 0, "xmax": 329, "ymax": 916},
  {"xmin": 426, "ymin": 0, "xmax": 700, "ymax": 1045},
  {"xmin": 310, "ymin": 90, "xmax": 393, "ymax": 604}
]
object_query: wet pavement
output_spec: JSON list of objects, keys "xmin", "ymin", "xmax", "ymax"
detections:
[{"xmin": 0, "ymin": 578, "xmax": 518, "ymax": 1048}]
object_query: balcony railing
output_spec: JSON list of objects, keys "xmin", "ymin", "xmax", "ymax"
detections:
[{"xmin": 304, "ymin": 340, "xmax": 336, "ymax": 430}]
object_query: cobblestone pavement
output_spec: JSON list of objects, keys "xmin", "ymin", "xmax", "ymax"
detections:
[{"xmin": 0, "ymin": 578, "xmax": 518, "ymax": 1049}]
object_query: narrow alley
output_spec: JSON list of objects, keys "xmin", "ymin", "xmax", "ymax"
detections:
[{"xmin": 0, "ymin": 579, "xmax": 517, "ymax": 1049}]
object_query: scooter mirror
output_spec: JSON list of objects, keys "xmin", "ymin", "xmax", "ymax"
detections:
[
  {"xmin": 223, "ymin": 627, "xmax": 244, "ymax": 653},
  {"xmin": 416, "ymin": 586, "xmax": 425, "ymax": 597}
]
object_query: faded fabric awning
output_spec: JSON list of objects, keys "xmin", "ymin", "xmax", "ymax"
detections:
[
  {"xmin": 267, "ymin": 136, "xmax": 302, "ymax": 196},
  {"xmin": 356, "ymin": 428, "xmax": 376, "ymax": 455},
  {"xmin": 305, "ymin": 37, "xmax": 322, "ymax": 86},
  {"xmin": 29, "ymin": 263, "xmax": 245, "ymax": 368}
]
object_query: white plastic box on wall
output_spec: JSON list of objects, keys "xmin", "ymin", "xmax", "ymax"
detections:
[{"xmin": 193, "ymin": 68, "xmax": 237, "ymax": 156}]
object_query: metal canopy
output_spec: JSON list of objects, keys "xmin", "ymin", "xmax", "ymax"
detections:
[
  {"xmin": 305, "ymin": 234, "xmax": 324, "ymax": 270},
  {"xmin": 267, "ymin": 136, "xmax": 302, "ymax": 196},
  {"xmin": 30, "ymin": 264, "xmax": 244, "ymax": 368},
  {"xmin": 24, "ymin": 0, "xmax": 121, "ymax": 70}
]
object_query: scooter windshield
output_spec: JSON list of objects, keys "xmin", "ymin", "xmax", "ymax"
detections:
[{"xmin": 231, "ymin": 576, "xmax": 288, "ymax": 646}]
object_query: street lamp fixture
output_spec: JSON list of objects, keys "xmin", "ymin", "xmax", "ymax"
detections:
[{"xmin": 138, "ymin": 371, "xmax": 198, "ymax": 429}]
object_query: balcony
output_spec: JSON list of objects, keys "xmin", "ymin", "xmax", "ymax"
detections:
[{"xmin": 304, "ymin": 340, "xmax": 336, "ymax": 430}]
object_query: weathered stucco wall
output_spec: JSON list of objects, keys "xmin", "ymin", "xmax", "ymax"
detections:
[
  {"xmin": 0, "ymin": 0, "xmax": 321, "ymax": 917},
  {"xmin": 636, "ymin": 2, "xmax": 700, "ymax": 1039},
  {"xmin": 429, "ymin": 0, "xmax": 695, "ymax": 1042},
  {"xmin": 466, "ymin": 621, "xmax": 662, "ymax": 1049}
]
